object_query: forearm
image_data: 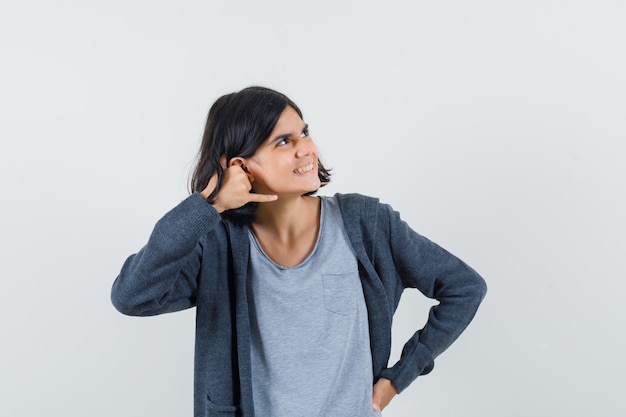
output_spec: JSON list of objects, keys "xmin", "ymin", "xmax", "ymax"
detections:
[
  {"xmin": 111, "ymin": 193, "xmax": 222, "ymax": 316},
  {"xmin": 382, "ymin": 205, "xmax": 487, "ymax": 391}
]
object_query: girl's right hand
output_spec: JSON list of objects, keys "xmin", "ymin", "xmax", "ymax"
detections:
[{"xmin": 200, "ymin": 165, "xmax": 277, "ymax": 213}]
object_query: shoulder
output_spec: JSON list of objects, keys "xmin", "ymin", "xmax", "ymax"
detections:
[
  {"xmin": 333, "ymin": 193, "xmax": 396, "ymax": 220},
  {"xmin": 332, "ymin": 193, "xmax": 397, "ymax": 239},
  {"xmin": 334, "ymin": 193, "xmax": 381, "ymax": 215}
]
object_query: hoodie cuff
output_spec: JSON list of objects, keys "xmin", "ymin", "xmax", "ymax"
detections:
[{"xmin": 377, "ymin": 343, "xmax": 435, "ymax": 394}]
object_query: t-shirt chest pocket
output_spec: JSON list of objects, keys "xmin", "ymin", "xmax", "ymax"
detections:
[{"xmin": 322, "ymin": 272, "xmax": 358, "ymax": 316}]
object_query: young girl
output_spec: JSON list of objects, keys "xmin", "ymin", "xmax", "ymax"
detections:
[{"xmin": 111, "ymin": 86, "xmax": 487, "ymax": 417}]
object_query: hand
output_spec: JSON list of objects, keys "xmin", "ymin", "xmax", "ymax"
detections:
[
  {"xmin": 200, "ymin": 165, "xmax": 277, "ymax": 213},
  {"xmin": 372, "ymin": 378, "xmax": 397, "ymax": 412}
]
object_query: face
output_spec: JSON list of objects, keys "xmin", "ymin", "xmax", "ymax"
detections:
[{"xmin": 244, "ymin": 105, "xmax": 320, "ymax": 197}]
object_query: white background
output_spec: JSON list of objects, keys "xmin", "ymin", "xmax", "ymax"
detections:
[{"xmin": 1, "ymin": 1, "xmax": 625, "ymax": 416}]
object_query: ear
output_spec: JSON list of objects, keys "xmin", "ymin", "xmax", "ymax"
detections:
[{"xmin": 228, "ymin": 157, "xmax": 255, "ymax": 182}]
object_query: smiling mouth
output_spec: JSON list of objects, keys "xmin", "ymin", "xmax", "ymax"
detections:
[{"xmin": 294, "ymin": 163, "xmax": 315, "ymax": 174}]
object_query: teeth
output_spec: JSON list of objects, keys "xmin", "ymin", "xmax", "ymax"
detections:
[{"xmin": 295, "ymin": 164, "xmax": 314, "ymax": 174}]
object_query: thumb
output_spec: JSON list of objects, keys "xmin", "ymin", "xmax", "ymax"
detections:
[
  {"xmin": 371, "ymin": 395, "xmax": 381, "ymax": 412},
  {"xmin": 200, "ymin": 172, "xmax": 219, "ymax": 200}
]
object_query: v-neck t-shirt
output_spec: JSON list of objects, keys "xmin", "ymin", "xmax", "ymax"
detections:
[{"xmin": 247, "ymin": 196, "xmax": 379, "ymax": 417}]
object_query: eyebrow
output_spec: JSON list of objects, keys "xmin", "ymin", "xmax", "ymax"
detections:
[{"xmin": 270, "ymin": 123, "xmax": 309, "ymax": 144}]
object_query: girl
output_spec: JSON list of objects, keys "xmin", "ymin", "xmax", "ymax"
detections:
[{"xmin": 111, "ymin": 86, "xmax": 487, "ymax": 417}]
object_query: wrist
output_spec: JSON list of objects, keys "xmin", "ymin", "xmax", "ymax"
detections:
[
  {"xmin": 198, "ymin": 191, "xmax": 224, "ymax": 213},
  {"xmin": 211, "ymin": 202, "xmax": 225, "ymax": 213},
  {"xmin": 208, "ymin": 196, "xmax": 225, "ymax": 213}
]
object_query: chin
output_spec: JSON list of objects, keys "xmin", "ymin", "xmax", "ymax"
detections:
[{"xmin": 304, "ymin": 180, "xmax": 321, "ymax": 194}]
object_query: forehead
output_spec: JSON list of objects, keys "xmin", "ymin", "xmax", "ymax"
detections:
[{"xmin": 271, "ymin": 105, "xmax": 304, "ymax": 134}]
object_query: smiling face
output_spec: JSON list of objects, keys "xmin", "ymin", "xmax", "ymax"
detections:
[{"xmin": 244, "ymin": 105, "xmax": 320, "ymax": 197}]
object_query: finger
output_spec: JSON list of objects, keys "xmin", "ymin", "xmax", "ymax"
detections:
[
  {"xmin": 247, "ymin": 193, "xmax": 278, "ymax": 203},
  {"xmin": 224, "ymin": 166, "xmax": 252, "ymax": 190},
  {"xmin": 226, "ymin": 165, "xmax": 251, "ymax": 182},
  {"xmin": 230, "ymin": 159, "xmax": 254, "ymax": 182}
]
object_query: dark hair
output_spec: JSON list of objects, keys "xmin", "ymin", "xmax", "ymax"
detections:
[{"xmin": 190, "ymin": 86, "xmax": 331, "ymax": 223}]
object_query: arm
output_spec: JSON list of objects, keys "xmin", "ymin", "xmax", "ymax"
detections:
[
  {"xmin": 111, "ymin": 193, "xmax": 222, "ymax": 316},
  {"xmin": 111, "ymin": 165, "xmax": 277, "ymax": 316},
  {"xmin": 378, "ymin": 204, "xmax": 487, "ymax": 393}
]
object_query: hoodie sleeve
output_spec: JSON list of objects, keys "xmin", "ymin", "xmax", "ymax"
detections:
[
  {"xmin": 377, "ymin": 203, "xmax": 487, "ymax": 393},
  {"xmin": 111, "ymin": 193, "xmax": 223, "ymax": 316}
]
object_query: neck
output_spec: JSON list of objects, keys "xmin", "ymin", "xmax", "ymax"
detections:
[{"xmin": 253, "ymin": 195, "xmax": 320, "ymax": 243}]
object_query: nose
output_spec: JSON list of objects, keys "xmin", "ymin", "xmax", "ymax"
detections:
[{"xmin": 295, "ymin": 136, "xmax": 316, "ymax": 158}]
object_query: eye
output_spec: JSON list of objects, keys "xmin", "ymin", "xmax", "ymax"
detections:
[
  {"xmin": 300, "ymin": 127, "xmax": 310, "ymax": 138},
  {"xmin": 277, "ymin": 138, "xmax": 290, "ymax": 146}
]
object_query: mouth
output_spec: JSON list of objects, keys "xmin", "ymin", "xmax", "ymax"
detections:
[{"xmin": 294, "ymin": 163, "xmax": 315, "ymax": 174}]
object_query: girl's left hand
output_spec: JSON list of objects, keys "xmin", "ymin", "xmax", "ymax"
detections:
[{"xmin": 372, "ymin": 377, "xmax": 397, "ymax": 412}]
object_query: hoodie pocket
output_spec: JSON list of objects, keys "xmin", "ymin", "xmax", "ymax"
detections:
[{"xmin": 206, "ymin": 395, "xmax": 238, "ymax": 415}]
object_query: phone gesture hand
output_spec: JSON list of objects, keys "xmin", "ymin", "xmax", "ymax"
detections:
[{"xmin": 201, "ymin": 165, "xmax": 277, "ymax": 213}]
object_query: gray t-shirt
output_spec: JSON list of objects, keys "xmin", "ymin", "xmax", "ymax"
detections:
[{"xmin": 247, "ymin": 196, "xmax": 381, "ymax": 417}]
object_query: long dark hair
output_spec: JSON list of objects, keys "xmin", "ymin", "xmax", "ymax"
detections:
[{"xmin": 190, "ymin": 86, "xmax": 331, "ymax": 223}]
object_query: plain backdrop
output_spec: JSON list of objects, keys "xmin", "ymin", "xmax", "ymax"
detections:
[{"xmin": 1, "ymin": 1, "xmax": 625, "ymax": 416}]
